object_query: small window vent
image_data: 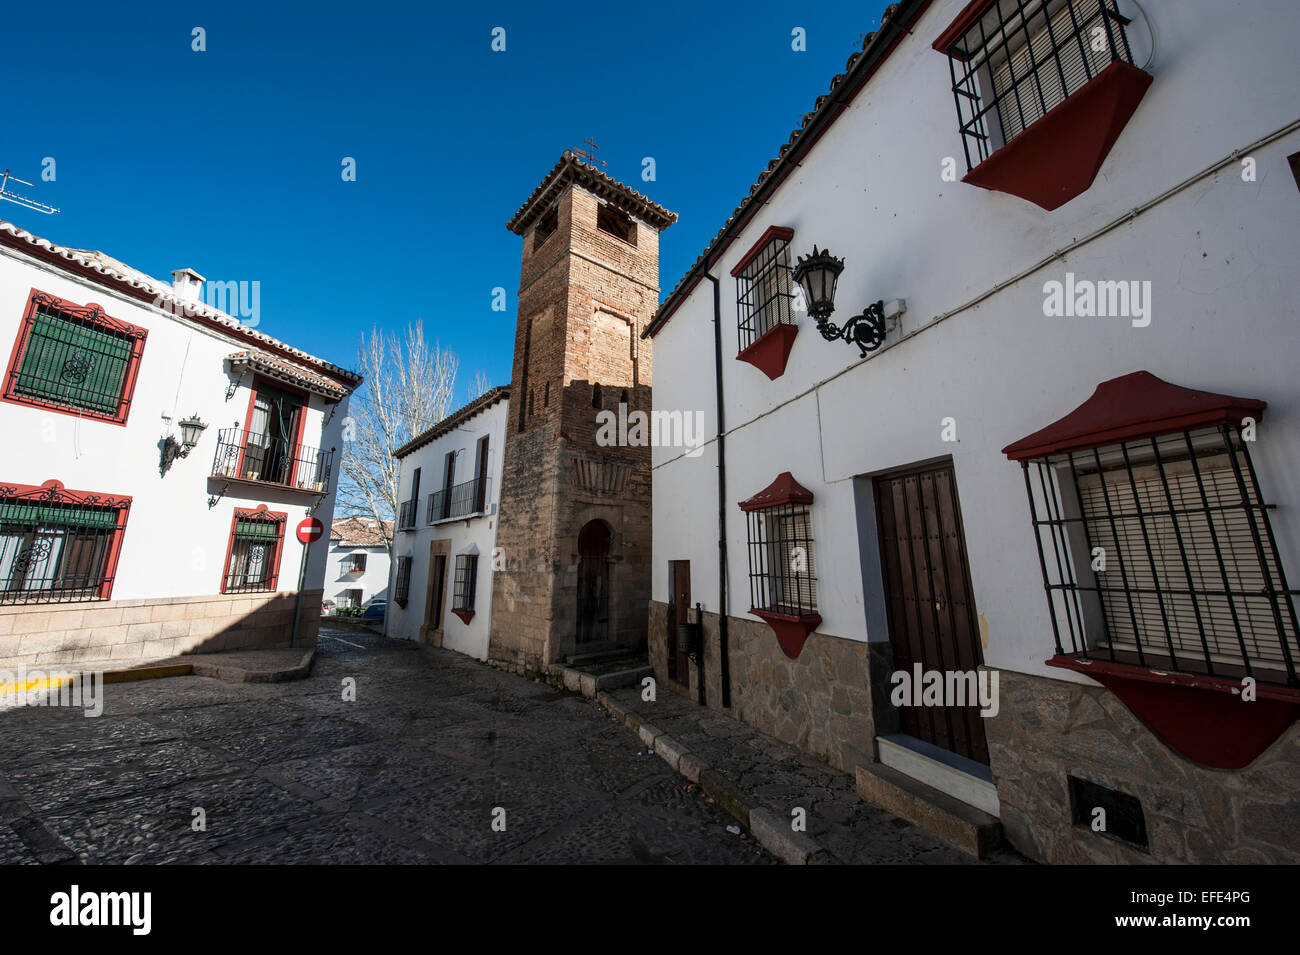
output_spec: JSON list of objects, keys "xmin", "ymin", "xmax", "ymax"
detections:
[{"xmin": 1068, "ymin": 775, "xmax": 1148, "ymax": 849}]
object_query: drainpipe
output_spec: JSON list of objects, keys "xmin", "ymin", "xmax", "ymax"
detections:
[{"xmin": 702, "ymin": 272, "xmax": 732, "ymax": 709}]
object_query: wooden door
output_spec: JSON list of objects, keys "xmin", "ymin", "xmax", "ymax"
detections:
[
  {"xmin": 875, "ymin": 462, "xmax": 989, "ymax": 765},
  {"xmin": 576, "ymin": 520, "xmax": 610, "ymax": 645},
  {"xmin": 668, "ymin": 560, "xmax": 691, "ymax": 685}
]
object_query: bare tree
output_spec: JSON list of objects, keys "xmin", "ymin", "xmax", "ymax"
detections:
[
  {"xmin": 338, "ymin": 320, "xmax": 458, "ymax": 546},
  {"xmin": 467, "ymin": 370, "xmax": 493, "ymax": 403}
]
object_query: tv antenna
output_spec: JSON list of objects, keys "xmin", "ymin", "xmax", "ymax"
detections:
[
  {"xmin": 574, "ymin": 137, "xmax": 606, "ymax": 169},
  {"xmin": 0, "ymin": 169, "xmax": 60, "ymax": 215}
]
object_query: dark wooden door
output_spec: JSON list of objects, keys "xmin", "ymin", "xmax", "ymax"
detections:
[
  {"xmin": 875, "ymin": 462, "xmax": 989, "ymax": 765},
  {"xmin": 668, "ymin": 560, "xmax": 691, "ymax": 685},
  {"xmin": 576, "ymin": 520, "xmax": 610, "ymax": 645},
  {"xmin": 428, "ymin": 555, "xmax": 447, "ymax": 629}
]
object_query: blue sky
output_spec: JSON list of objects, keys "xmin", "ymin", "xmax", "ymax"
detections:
[{"xmin": 3, "ymin": 0, "xmax": 891, "ymax": 404}]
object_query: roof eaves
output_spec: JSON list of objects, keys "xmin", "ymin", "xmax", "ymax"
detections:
[
  {"xmin": 644, "ymin": 0, "xmax": 928, "ymax": 340},
  {"xmin": 506, "ymin": 151, "xmax": 677, "ymax": 235},
  {"xmin": 393, "ymin": 385, "xmax": 511, "ymax": 459},
  {"xmin": 0, "ymin": 219, "xmax": 364, "ymax": 389}
]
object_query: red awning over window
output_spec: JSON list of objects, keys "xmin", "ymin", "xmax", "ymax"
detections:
[
  {"xmin": 1002, "ymin": 371, "xmax": 1266, "ymax": 462},
  {"xmin": 739, "ymin": 471, "xmax": 814, "ymax": 512}
]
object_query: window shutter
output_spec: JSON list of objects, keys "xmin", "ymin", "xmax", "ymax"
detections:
[
  {"xmin": 991, "ymin": 0, "xmax": 1112, "ymax": 142},
  {"xmin": 1076, "ymin": 454, "xmax": 1297, "ymax": 671},
  {"xmin": 17, "ymin": 309, "xmax": 131, "ymax": 413}
]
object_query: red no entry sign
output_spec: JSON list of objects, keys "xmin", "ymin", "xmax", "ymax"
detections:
[{"xmin": 296, "ymin": 517, "xmax": 324, "ymax": 544}]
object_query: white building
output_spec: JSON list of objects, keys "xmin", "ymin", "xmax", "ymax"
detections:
[
  {"xmin": 0, "ymin": 217, "xmax": 360, "ymax": 669},
  {"xmin": 646, "ymin": 0, "xmax": 1300, "ymax": 863},
  {"xmin": 386, "ymin": 387, "xmax": 509, "ymax": 660},
  {"xmin": 324, "ymin": 517, "xmax": 391, "ymax": 612}
]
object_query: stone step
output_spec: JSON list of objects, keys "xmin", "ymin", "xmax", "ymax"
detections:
[
  {"xmin": 551, "ymin": 661, "xmax": 653, "ymax": 698},
  {"xmin": 564, "ymin": 646, "xmax": 634, "ymax": 666},
  {"xmin": 855, "ymin": 762, "xmax": 1003, "ymax": 858},
  {"xmin": 877, "ymin": 734, "xmax": 1001, "ymax": 816}
]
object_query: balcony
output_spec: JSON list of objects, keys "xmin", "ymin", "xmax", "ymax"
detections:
[
  {"xmin": 210, "ymin": 427, "xmax": 334, "ymax": 495},
  {"xmin": 398, "ymin": 498, "xmax": 417, "ymax": 531},
  {"xmin": 427, "ymin": 476, "xmax": 490, "ymax": 524}
]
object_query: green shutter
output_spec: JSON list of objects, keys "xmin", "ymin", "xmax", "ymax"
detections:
[
  {"xmin": 15, "ymin": 309, "xmax": 132, "ymax": 414},
  {"xmin": 235, "ymin": 518, "xmax": 281, "ymax": 542},
  {"xmin": 0, "ymin": 500, "xmax": 118, "ymax": 530}
]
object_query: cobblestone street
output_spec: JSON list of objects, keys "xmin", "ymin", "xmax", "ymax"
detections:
[
  {"xmin": 0, "ymin": 628, "xmax": 999, "ymax": 865},
  {"xmin": 1, "ymin": 629, "xmax": 782, "ymax": 864}
]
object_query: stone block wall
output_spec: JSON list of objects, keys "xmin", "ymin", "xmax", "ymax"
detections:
[
  {"xmin": 0, "ymin": 588, "xmax": 322, "ymax": 671},
  {"xmin": 986, "ymin": 668, "xmax": 1300, "ymax": 864},
  {"xmin": 648, "ymin": 600, "xmax": 882, "ymax": 774}
]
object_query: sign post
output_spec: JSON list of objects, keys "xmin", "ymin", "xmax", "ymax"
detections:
[{"xmin": 291, "ymin": 516, "xmax": 325, "ymax": 648}]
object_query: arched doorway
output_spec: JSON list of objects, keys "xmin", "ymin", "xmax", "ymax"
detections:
[{"xmin": 576, "ymin": 520, "xmax": 611, "ymax": 645}]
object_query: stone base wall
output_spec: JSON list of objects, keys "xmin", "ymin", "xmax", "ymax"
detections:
[
  {"xmin": 648, "ymin": 599, "xmax": 882, "ymax": 774},
  {"xmin": 987, "ymin": 668, "xmax": 1300, "ymax": 864},
  {"xmin": 0, "ymin": 589, "xmax": 322, "ymax": 670}
]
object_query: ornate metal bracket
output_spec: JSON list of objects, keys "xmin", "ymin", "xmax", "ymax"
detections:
[
  {"xmin": 815, "ymin": 300, "xmax": 887, "ymax": 357},
  {"xmin": 225, "ymin": 368, "xmax": 249, "ymax": 402},
  {"xmin": 323, "ymin": 399, "xmax": 339, "ymax": 427},
  {"xmin": 207, "ymin": 481, "xmax": 230, "ymax": 510}
]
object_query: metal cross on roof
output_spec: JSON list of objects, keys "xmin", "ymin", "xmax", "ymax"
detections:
[{"xmin": 575, "ymin": 137, "xmax": 607, "ymax": 169}]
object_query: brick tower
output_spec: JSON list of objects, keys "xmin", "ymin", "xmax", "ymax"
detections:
[{"xmin": 489, "ymin": 152, "xmax": 676, "ymax": 668}]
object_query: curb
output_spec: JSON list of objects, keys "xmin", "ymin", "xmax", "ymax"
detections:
[
  {"xmin": 592, "ymin": 689, "xmax": 837, "ymax": 865},
  {"xmin": 189, "ymin": 649, "xmax": 316, "ymax": 684}
]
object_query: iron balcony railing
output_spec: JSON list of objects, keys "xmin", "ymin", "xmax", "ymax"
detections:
[
  {"xmin": 427, "ymin": 476, "xmax": 491, "ymax": 523},
  {"xmin": 210, "ymin": 427, "xmax": 333, "ymax": 494},
  {"xmin": 398, "ymin": 499, "xmax": 417, "ymax": 531}
]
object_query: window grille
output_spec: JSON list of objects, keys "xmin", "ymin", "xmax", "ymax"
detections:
[
  {"xmin": 1020, "ymin": 425, "xmax": 1300, "ymax": 687},
  {"xmin": 452, "ymin": 554, "xmax": 478, "ymax": 612},
  {"xmin": 744, "ymin": 503, "xmax": 818, "ymax": 617},
  {"xmin": 223, "ymin": 514, "xmax": 284, "ymax": 593},
  {"xmin": 736, "ymin": 235, "xmax": 796, "ymax": 352},
  {"xmin": 4, "ymin": 293, "xmax": 147, "ymax": 421},
  {"xmin": 394, "ymin": 556, "xmax": 412, "ymax": 606},
  {"xmin": 941, "ymin": 0, "xmax": 1135, "ymax": 169},
  {"xmin": 0, "ymin": 485, "xmax": 129, "ymax": 604}
]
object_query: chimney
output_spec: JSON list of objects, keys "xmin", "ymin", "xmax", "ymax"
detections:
[{"xmin": 171, "ymin": 268, "xmax": 206, "ymax": 303}]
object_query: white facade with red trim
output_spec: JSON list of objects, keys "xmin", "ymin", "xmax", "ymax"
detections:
[
  {"xmin": 0, "ymin": 217, "xmax": 359, "ymax": 667},
  {"xmin": 648, "ymin": 0, "xmax": 1300, "ymax": 862}
]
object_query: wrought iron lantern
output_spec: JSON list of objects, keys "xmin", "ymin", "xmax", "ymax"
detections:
[
  {"xmin": 792, "ymin": 246, "xmax": 844, "ymax": 322},
  {"xmin": 794, "ymin": 245, "xmax": 903, "ymax": 358},
  {"xmin": 160, "ymin": 414, "xmax": 208, "ymax": 475}
]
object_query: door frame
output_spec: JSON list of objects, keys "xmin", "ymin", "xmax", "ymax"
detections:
[
  {"xmin": 420, "ymin": 538, "xmax": 451, "ymax": 646},
  {"xmin": 667, "ymin": 559, "xmax": 692, "ymax": 686},
  {"xmin": 870, "ymin": 456, "xmax": 990, "ymax": 765}
]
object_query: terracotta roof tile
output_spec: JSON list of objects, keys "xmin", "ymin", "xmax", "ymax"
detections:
[
  {"xmin": 394, "ymin": 386, "xmax": 511, "ymax": 459},
  {"xmin": 645, "ymin": 2, "xmax": 919, "ymax": 339},
  {"xmin": 507, "ymin": 151, "xmax": 677, "ymax": 235},
  {"xmin": 0, "ymin": 218, "xmax": 363, "ymax": 388}
]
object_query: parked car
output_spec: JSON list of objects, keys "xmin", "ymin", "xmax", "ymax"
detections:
[{"xmin": 360, "ymin": 600, "xmax": 386, "ymax": 620}]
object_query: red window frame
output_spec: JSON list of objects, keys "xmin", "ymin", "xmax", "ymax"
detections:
[
  {"xmin": 219, "ymin": 504, "xmax": 288, "ymax": 594},
  {"xmin": 235, "ymin": 375, "xmax": 311, "ymax": 486},
  {"xmin": 2, "ymin": 289, "xmax": 149, "ymax": 426},
  {"xmin": 0, "ymin": 478, "xmax": 132, "ymax": 601}
]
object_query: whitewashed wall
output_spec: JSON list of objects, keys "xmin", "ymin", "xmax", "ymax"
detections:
[
  {"xmin": 385, "ymin": 397, "xmax": 508, "ymax": 661},
  {"xmin": 651, "ymin": 0, "xmax": 1300, "ymax": 683},
  {"xmin": 0, "ymin": 245, "xmax": 350, "ymax": 602},
  {"xmin": 324, "ymin": 543, "xmax": 390, "ymax": 608}
]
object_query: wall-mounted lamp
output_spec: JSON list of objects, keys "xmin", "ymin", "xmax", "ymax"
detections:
[
  {"xmin": 160, "ymin": 414, "xmax": 208, "ymax": 476},
  {"xmin": 793, "ymin": 246, "xmax": 905, "ymax": 357}
]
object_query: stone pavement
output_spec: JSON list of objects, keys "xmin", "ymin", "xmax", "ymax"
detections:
[
  {"xmin": 0, "ymin": 629, "xmax": 1020, "ymax": 864},
  {"xmin": 0, "ymin": 629, "xmax": 774, "ymax": 864},
  {"xmin": 594, "ymin": 684, "xmax": 1026, "ymax": 865}
]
